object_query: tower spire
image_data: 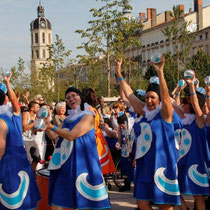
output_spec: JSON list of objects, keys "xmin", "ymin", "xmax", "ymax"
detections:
[{"xmin": 37, "ymin": 2, "xmax": 44, "ymax": 17}]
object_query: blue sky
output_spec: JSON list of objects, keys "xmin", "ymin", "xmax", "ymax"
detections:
[{"xmin": 0, "ymin": 0, "xmax": 209, "ymax": 70}]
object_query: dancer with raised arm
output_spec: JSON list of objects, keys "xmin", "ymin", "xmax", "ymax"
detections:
[
  {"xmin": 0, "ymin": 72, "xmax": 40, "ymax": 209},
  {"xmin": 115, "ymin": 57, "xmax": 180, "ymax": 210}
]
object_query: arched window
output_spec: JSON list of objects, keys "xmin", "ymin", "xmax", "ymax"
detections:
[
  {"xmin": 43, "ymin": 49, "xmax": 46, "ymax": 58},
  {"xmin": 48, "ymin": 33, "xmax": 51, "ymax": 44},
  {"xmin": 31, "ymin": 34, "xmax": 33, "ymax": 44},
  {"xmin": 35, "ymin": 33, "xmax": 39, "ymax": 43},
  {"xmin": 36, "ymin": 49, "xmax": 39, "ymax": 59},
  {"xmin": 42, "ymin": 32, "xmax": 45, "ymax": 43}
]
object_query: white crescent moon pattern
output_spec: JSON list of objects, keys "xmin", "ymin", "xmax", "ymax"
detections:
[
  {"xmin": 135, "ymin": 122, "xmax": 152, "ymax": 160},
  {"xmin": 154, "ymin": 167, "xmax": 180, "ymax": 196},
  {"xmin": 76, "ymin": 173, "xmax": 108, "ymax": 201},
  {"xmin": 48, "ymin": 128, "xmax": 74, "ymax": 170},
  {"xmin": 188, "ymin": 164, "xmax": 209, "ymax": 187},
  {"xmin": 0, "ymin": 171, "xmax": 29, "ymax": 209}
]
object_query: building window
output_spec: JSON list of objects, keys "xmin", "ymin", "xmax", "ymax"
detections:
[
  {"xmin": 36, "ymin": 49, "xmax": 39, "ymax": 59},
  {"xmin": 35, "ymin": 33, "xmax": 39, "ymax": 43},
  {"xmin": 199, "ymin": 34, "xmax": 203, "ymax": 40},
  {"xmin": 31, "ymin": 34, "xmax": 33, "ymax": 44},
  {"xmin": 42, "ymin": 32, "xmax": 45, "ymax": 43},
  {"xmin": 32, "ymin": 50, "xmax": 34, "ymax": 59},
  {"xmin": 43, "ymin": 49, "xmax": 46, "ymax": 58},
  {"xmin": 205, "ymin": 32, "xmax": 209, "ymax": 40},
  {"xmin": 48, "ymin": 33, "xmax": 51, "ymax": 44}
]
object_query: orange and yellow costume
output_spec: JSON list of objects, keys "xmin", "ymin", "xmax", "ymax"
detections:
[{"xmin": 94, "ymin": 108, "xmax": 116, "ymax": 175}]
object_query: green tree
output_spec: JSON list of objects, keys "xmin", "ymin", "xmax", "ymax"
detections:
[
  {"xmin": 36, "ymin": 34, "xmax": 72, "ymax": 102},
  {"xmin": 76, "ymin": 0, "xmax": 142, "ymax": 97},
  {"xmin": 162, "ymin": 6, "xmax": 194, "ymax": 81},
  {"xmin": 11, "ymin": 58, "xmax": 31, "ymax": 92},
  {"xmin": 187, "ymin": 49, "xmax": 210, "ymax": 86}
]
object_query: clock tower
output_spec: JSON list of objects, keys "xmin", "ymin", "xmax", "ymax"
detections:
[{"xmin": 30, "ymin": 2, "xmax": 52, "ymax": 79}]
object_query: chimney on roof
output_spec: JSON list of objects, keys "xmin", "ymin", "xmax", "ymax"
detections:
[
  {"xmin": 177, "ymin": 5, "xmax": 185, "ymax": 17},
  {"xmin": 139, "ymin": 12, "xmax": 146, "ymax": 22},
  {"xmin": 147, "ymin": 8, "xmax": 151, "ymax": 20},
  {"xmin": 194, "ymin": 0, "xmax": 203, "ymax": 30},
  {"xmin": 151, "ymin": 8, "xmax": 157, "ymax": 27},
  {"xmin": 165, "ymin": 11, "xmax": 173, "ymax": 22}
]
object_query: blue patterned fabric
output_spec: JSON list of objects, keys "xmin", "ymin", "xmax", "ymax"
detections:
[
  {"xmin": 48, "ymin": 116, "xmax": 111, "ymax": 209},
  {"xmin": 206, "ymin": 126, "xmax": 210, "ymax": 181},
  {"xmin": 178, "ymin": 120, "xmax": 210, "ymax": 195},
  {"xmin": 134, "ymin": 111, "xmax": 181, "ymax": 205},
  {"xmin": 0, "ymin": 114, "xmax": 41, "ymax": 210}
]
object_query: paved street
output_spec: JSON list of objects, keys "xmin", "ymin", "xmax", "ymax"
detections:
[{"xmin": 108, "ymin": 182, "xmax": 195, "ymax": 210}]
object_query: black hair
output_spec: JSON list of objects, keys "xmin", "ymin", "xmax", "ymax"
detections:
[
  {"xmin": 82, "ymin": 88, "xmax": 98, "ymax": 108},
  {"xmin": 28, "ymin": 101, "xmax": 39, "ymax": 111},
  {"xmin": 117, "ymin": 113, "xmax": 128, "ymax": 125},
  {"xmin": 21, "ymin": 106, "xmax": 29, "ymax": 113},
  {"xmin": 182, "ymin": 97, "xmax": 195, "ymax": 114},
  {"xmin": 196, "ymin": 91, "xmax": 205, "ymax": 110},
  {"xmin": 0, "ymin": 89, "xmax": 5, "ymax": 105}
]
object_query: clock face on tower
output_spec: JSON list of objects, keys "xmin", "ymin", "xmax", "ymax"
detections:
[{"xmin": 40, "ymin": 21, "xmax": 46, "ymax": 28}]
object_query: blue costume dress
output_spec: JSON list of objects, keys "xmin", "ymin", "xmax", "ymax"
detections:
[
  {"xmin": 48, "ymin": 104, "xmax": 111, "ymax": 209},
  {"xmin": 206, "ymin": 126, "xmax": 210, "ymax": 180},
  {"xmin": 134, "ymin": 110, "xmax": 180, "ymax": 205},
  {"xmin": 177, "ymin": 117, "xmax": 210, "ymax": 195},
  {"xmin": 0, "ymin": 114, "xmax": 41, "ymax": 210}
]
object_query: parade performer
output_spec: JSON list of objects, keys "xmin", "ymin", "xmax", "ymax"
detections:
[
  {"xmin": 116, "ymin": 57, "xmax": 180, "ymax": 210},
  {"xmin": 46, "ymin": 87, "xmax": 111, "ymax": 210},
  {"xmin": 0, "ymin": 73, "xmax": 40, "ymax": 209},
  {"xmin": 115, "ymin": 112, "xmax": 134, "ymax": 192},
  {"xmin": 176, "ymin": 76, "xmax": 210, "ymax": 210},
  {"xmin": 82, "ymin": 88, "xmax": 116, "ymax": 175}
]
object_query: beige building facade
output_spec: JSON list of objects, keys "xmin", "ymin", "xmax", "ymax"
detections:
[{"xmin": 127, "ymin": 0, "xmax": 210, "ymax": 73}]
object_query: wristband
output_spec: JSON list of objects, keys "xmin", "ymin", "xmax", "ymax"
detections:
[
  {"xmin": 175, "ymin": 93, "xmax": 180, "ymax": 96},
  {"xmin": 51, "ymin": 126, "xmax": 57, "ymax": 131},
  {"xmin": 117, "ymin": 77, "xmax": 124, "ymax": 82},
  {"xmin": 190, "ymin": 92, "xmax": 196, "ymax": 96},
  {"xmin": 205, "ymin": 95, "xmax": 210, "ymax": 98}
]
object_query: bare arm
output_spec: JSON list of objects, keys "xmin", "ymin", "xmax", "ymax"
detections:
[
  {"xmin": 120, "ymin": 87, "xmax": 130, "ymax": 107},
  {"xmin": 46, "ymin": 114, "xmax": 95, "ymax": 141},
  {"xmin": 205, "ymin": 85, "xmax": 210, "ymax": 126},
  {"xmin": 22, "ymin": 112, "xmax": 34, "ymax": 132},
  {"xmin": 205, "ymin": 85, "xmax": 210, "ymax": 111},
  {"xmin": 151, "ymin": 56, "xmax": 173, "ymax": 123},
  {"xmin": 0, "ymin": 119, "xmax": 7, "ymax": 160},
  {"xmin": 101, "ymin": 123, "xmax": 118, "ymax": 138},
  {"xmin": 171, "ymin": 98, "xmax": 185, "ymax": 119},
  {"xmin": 185, "ymin": 76, "xmax": 204, "ymax": 128},
  {"xmin": 3, "ymin": 73, "xmax": 20, "ymax": 115},
  {"xmin": 115, "ymin": 58, "xmax": 145, "ymax": 115}
]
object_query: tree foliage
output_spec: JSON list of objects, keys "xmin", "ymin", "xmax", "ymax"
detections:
[
  {"xmin": 187, "ymin": 49, "xmax": 210, "ymax": 86},
  {"xmin": 76, "ymin": 0, "xmax": 142, "ymax": 96},
  {"xmin": 161, "ymin": 6, "xmax": 194, "ymax": 81}
]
